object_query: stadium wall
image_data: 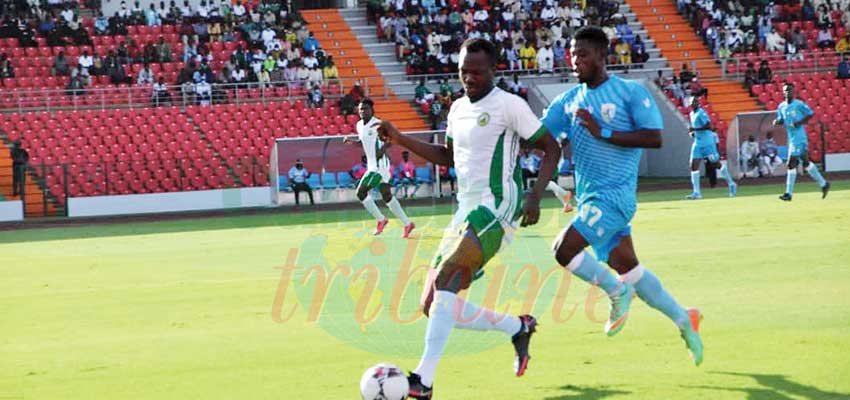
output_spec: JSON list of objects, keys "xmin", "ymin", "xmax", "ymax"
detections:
[
  {"xmin": 530, "ymin": 80, "xmax": 690, "ymax": 177},
  {"xmin": 67, "ymin": 187, "xmax": 271, "ymax": 217},
  {"xmin": 826, "ymin": 153, "xmax": 850, "ymax": 172},
  {"xmin": 0, "ymin": 200, "xmax": 24, "ymax": 222}
]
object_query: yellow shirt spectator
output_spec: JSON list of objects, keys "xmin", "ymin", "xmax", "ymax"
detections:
[
  {"xmin": 836, "ymin": 37, "xmax": 850, "ymax": 53},
  {"xmin": 519, "ymin": 44, "xmax": 537, "ymax": 70},
  {"xmin": 615, "ymin": 41, "xmax": 632, "ymax": 65},
  {"xmin": 323, "ymin": 64, "xmax": 339, "ymax": 80}
]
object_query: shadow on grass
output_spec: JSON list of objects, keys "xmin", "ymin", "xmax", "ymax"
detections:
[
  {"xmin": 543, "ymin": 384, "xmax": 631, "ymax": 400},
  {"xmin": 686, "ymin": 371, "xmax": 850, "ymax": 400}
]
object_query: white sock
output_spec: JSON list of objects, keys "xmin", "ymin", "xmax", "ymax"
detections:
[
  {"xmin": 414, "ymin": 290, "xmax": 457, "ymax": 388},
  {"xmin": 387, "ymin": 197, "xmax": 411, "ymax": 225},
  {"xmin": 361, "ymin": 194, "xmax": 385, "ymax": 221},
  {"xmin": 690, "ymin": 170, "xmax": 701, "ymax": 194},
  {"xmin": 451, "ymin": 296, "xmax": 522, "ymax": 335},
  {"xmin": 546, "ymin": 181, "xmax": 568, "ymax": 204}
]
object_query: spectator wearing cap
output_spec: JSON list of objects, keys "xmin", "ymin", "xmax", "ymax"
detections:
[{"xmin": 288, "ymin": 159, "xmax": 314, "ymax": 206}]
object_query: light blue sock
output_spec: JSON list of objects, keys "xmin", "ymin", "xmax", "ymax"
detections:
[
  {"xmin": 806, "ymin": 163, "xmax": 827, "ymax": 187},
  {"xmin": 567, "ymin": 251, "xmax": 623, "ymax": 296},
  {"xmin": 624, "ymin": 265, "xmax": 689, "ymax": 328},
  {"xmin": 719, "ymin": 162, "xmax": 735, "ymax": 187},
  {"xmin": 786, "ymin": 169, "xmax": 797, "ymax": 194},
  {"xmin": 690, "ymin": 171, "xmax": 701, "ymax": 194},
  {"xmin": 414, "ymin": 290, "xmax": 457, "ymax": 387}
]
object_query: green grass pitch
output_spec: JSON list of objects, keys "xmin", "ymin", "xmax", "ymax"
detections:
[{"xmin": 1, "ymin": 180, "xmax": 849, "ymax": 399}]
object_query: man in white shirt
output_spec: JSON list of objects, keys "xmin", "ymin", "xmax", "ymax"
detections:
[
  {"xmin": 540, "ymin": 4, "xmax": 557, "ymax": 23},
  {"xmin": 473, "ymin": 7, "xmax": 489, "ymax": 23},
  {"xmin": 302, "ymin": 53, "xmax": 319, "ymax": 69},
  {"xmin": 427, "ymin": 31, "xmax": 441, "ymax": 55},
  {"xmin": 60, "ymin": 7, "xmax": 75, "ymax": 24},
  {"xmin": 536, "ymin": 43, "xmax": 554, "ymax": 73},
  {"xmin": 77, "ymin": 51, "xmax": 94, "ymax": 74},
  {"xmin": 137, "ymin": 64, "xmax": 155, "ymax": 84},
  {"xmin": 232, "ymin": 0, "xmax": 246, "ymax": 19},
  {"xmin": 196, "ymin": 0, "xmax": 209, "ymax": 18},
  {"xmin": 261, "ymin": 26, "xmax": 276, "ymax": 48},
  {"xmin": 766, "ymin": 28, "xmax": 786, "ymax": 52}
]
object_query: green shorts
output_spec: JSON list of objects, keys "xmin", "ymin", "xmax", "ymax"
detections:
[
  {"xmin": 430, "ymin": 206, "xmax": 507, "ymax": 283},
  {"xmin": 356, "ymin": 171, "xmax": 389, "ymax": 191}
]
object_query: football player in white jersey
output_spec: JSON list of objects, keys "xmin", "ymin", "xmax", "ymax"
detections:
[
  {"xmin": 343, "ymin": 98, "xmax": 415, "ymax": 238},
  {"xmin": 378, "ymin": 38, "xmax": 561, "ymax": 399}
]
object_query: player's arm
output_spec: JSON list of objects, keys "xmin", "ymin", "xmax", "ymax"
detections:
[
  {"xmin": 792, "ymin": 104, "xmax": 814, "ymax": 128},
  {"xmin": 522, "ymin": 132, "xmax": 560, "ymax": 227},
  {"xmin": 376, "ymin": 120, "xmax": 453, "ymax": 166},
  {"xmin": 376, "ymin": 142, "xmax": 390, "ymax": 160},
  {"xmin": 576, "ymin": 109, "xmax": 662, "ymax": 148},
  {"xmin": 341, "ymin": 135, "xmax": 361, "ymax": 145}
]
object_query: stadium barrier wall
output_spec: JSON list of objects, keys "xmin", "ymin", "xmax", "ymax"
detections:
[
  {"xmin": 67, "ymin": 187, "xmax": 271, "ymax": 217},
  {"xmin": 0, "ymin": 200, "xmax": 24, "ymax": 222},
  {"xmin": 825, "ymin": 153, "xmax": 850, "ymax": 172}
]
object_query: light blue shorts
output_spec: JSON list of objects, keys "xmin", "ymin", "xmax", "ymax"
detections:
[
  {"xmin": 690, "ymin": 143, "xmax": 719, "ymax": 163},
  {"xmin": 570, "ymin": 200, "xmax": 632, "ymax": 263}
]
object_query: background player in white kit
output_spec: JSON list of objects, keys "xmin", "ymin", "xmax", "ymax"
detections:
[{"xmin": 343, "ymin": 98, "xmax": 416, "ymax": 238}]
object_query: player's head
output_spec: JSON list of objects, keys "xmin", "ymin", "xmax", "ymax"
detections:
[
  {"xmin": 783, "ymin": 83, "xmax": 795, "ymax": 102},
  {"xmin": 458, "ymin": 38, "xmax": 497, "ymax": 101},
  {"xmin": 571, "ymin": 26, "xmax": 609, "ymax": 84},
  {"xmin": 402, "ymin": 150, "xmax": 409, "ymax": 160},
  {"xmin": 689, "ymin": 95, "xmax": 701, "ymax": 110},
  {"xmin": 358, "ymin": 98, "xmax": 374, "ymax": 122},
  {"xmin": 767, "ymin": 131, "xmax": 773, "ymax": 139},
  {"xmin": 295, "ymin": 158, "xmax": 304, "ymax": 169}
]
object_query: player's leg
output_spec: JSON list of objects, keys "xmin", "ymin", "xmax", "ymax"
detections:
[
  {"xmin": 801, "ymin": 151, "xmax": 830, "ymax": 198},
  {"xmin": 608, "ymin": 237, "xmax": 703, "ymax": 365},
  {"xmin": 687, "ymin": 156, "xmax": 703, "ymax": 199},
  {"xmin": 357, "ymin": 172, "xmax": 388, "ymax": 232},
  {"xmin": 545, "ymin": 170, "xmax": 573, "ymax": 212},
  {"xmin": 714, "ymin": 154, "xmax": 737, "ymax": 197},
  {"xmin": 552, "ymin": 224, "xmax": 632, "ymax": 336},
  {"xmin": 379, "ymin": 182, "xmax": 415, "ymax": 237},
  {"xmin": 781, "ymin": 155, "xmax": 799, "ymax": 201}
]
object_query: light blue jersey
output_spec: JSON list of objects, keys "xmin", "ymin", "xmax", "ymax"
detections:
[
  {"xmin": 689, "ymin": 107, "xmax": 719, "ymax": 163},
  {"xmin": 777, "ymin": 99, "xmax": 813, "ymax": 156},
  {"xmin": 541, "ymin": 75, "xmax": 663, "ymax": 261}
]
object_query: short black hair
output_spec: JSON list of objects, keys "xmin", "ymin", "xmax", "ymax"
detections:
[
  {"xmin": 359, "ymin": 98, "xmax": 374, "ymax": 108},
  {"xmin": 573, "ymin": 26, "xmax": 609, "ymax": 50},
  {"xmin": 460, "ymin": 38, "xmax": 498, "ymax": 66},
  {"xmin": 783, "ymin": 82, "xmax": 795, "ymax": 89}
]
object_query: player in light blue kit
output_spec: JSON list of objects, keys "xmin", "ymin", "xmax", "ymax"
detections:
[
  {"xmin": 774, "ymin": 83, "xmax": 830, "ymax": 201},
  {"xmin": 686, "ymin": 95, "xmax": 737, "ymax": 199},
  {"xmin": 541, "ymin": 27, "xmax": 704, "ymax": 365}
]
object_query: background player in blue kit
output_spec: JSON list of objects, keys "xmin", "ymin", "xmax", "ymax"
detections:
[
  {"xmin": 774, "ymin": 83, "xmax": 830, "ymax": 201},
  {"xmin": 541, "ymin": 27, "xmax": 704, "ymax": 365},
  {"xmin": 686, "ymin": 95, "xmax": 737, "ymax": 199}
]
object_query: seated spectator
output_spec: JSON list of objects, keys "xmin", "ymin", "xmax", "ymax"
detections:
[
  {"xmin": 553, "ymin": 40, "xmax": 567, "ymax": 69},
  {"xmin": 95, "ymin": 11, "xmax": 109, "ymax": 35},
  {"xmin": 509, "ymin": 73, "xmax": 527, "ymax": 99},
  {"xmin": 519, "ymin": 148, "xmax": 541, "ymax": 190},
  {"xmin": 503, "ymin": 42, "xmax": 521, "ymax": 70},
  {"xmin": 152, "ymin": 76, "xmax": 171, "ymax": 105},
  {"xmin": 146, "ymin": 3, "xmax": 161, "ymax": 26},
  {"xmin": 785, "ymin": 39, "xmax": 803, "ymax": 61},
  {"xmin": 107, "ymin": 59, "xmax": 131, "ymax": 84},
  {"xmin": 743, "ymin": 30, "xmax": 759, "ymax": 53},
  {"xmin": 632, "ymin": 35, "xmax": 649, "ymax": 64},
  {"xmin": 537, "ymin": 42, "xmax": 554, "ymax": 74},
  {"xmin": 397, "ymin": 151, "xmax": 416, "ymax": 198},
  {"xmin": 52, "ymin": 51, "xmax": 69, "ymax": 76},
  {"xmin": 195, "ymin": 76, "xmax": 212, "ymax": 105},
  {"xmin": 679, "ymin": 63, "xmax": 695, "ymax": 84},
  {"xmin": 307, "ymin": 84, "xmax": 323, "ymax": 108},
  {"xmin": 323, "ymin": 57, "xmax": 339, "ymax": 81},
  {"xmin": 429, "ymin": 96, "xmax": 443, "ymax": 129},
  {"xmin": 414, "ymin": 78, "xmax": 435, "ymax": 105},
  {"xmin": 78, "ymin": 51, "xmax": 94, "ymax": 75},
  {"xmin": 303, "ymin": 31, "xmax": 320, "ymax": 53},
  {"xmin": 790, "ymin": 27, "xmax": 808, "ymax": 50},
  {"xmin": 688, "ymin": 77, "xmax": 708, "ymax": 98},
  {"xmin": 615, "ymin": 38, "xmax": 632, "ymax": 67},
  {"xmin": 839, "ymin": 56, "xmax": 850, "ymax": 79},
  {"xmin": 138, "ymin": 63, "xmax": 155, "ymax": 85},
  {"xmin": 438, "ymin": 165, "xmax": 456, "ymax": 196},
  {"xmin": 257, "ymin": 68, "xmax": 271, "ymax": 88},
  {"xmin": 740, "ymin": 135, "xmax": 761, "ymax": 178},
  {"xmin": 156, "ymin": 37, "xmax": 173, "ymax": 63},
  {"xmin": 665, "ymin": 76, "xmax": 686, "ymax": 104},
  {"xmin": 817, "ymin": 27, "xmax": 835, "ymax": 49},
  {"xmin": 0, "ymin": 54, "xmax": 14, "ymax": 78},
  {"xmin": 757, "ymin": 60, "xmax": 772, "ymax": 84},
  {"xmin": 654, "ymin": 70, "xmax": 667, "ymax": 88},
  {"xmin": 66, "ymin": 75, "xmax": 86, "ymax": 96},
  {"xmin": 288, "ymin": 159, "xmax": 314, "ymax": 206},
  {"xmin": 518, "ymin": 40, "xmax": 536, "ymax": 70},
  {"xmin": 439, "ymin": 78, "xmax": 453, "ymax": 98},
  {"xmin": 836, "ymin": 34, "xmax": 850, "ymax": 54},
  {"xmin": 760, "ymin": 132, "xmax": 782, "ymax": 176},
  {"xmin": 726, "ymin": 30, "xmax": 744, "ymax": 53}
]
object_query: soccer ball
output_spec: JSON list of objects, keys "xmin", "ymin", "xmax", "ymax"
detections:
[{"xmin": 359, "ymin": 363, "xmax": 409, "ymax": 400}]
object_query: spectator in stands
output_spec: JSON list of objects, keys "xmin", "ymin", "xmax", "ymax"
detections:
[
  {"xmin": 839, "ymin": 56, "xmax": 850, "ymax": 79},
  {"xmin": 744, "ymin": 62, "xmax": 758, "ymax": 91},
  {"xmin": 146, "ymin": 3, "xmax": 162, "ymax": 26},
  {"xmin": 0, "ymin": 53, "xmax": 12, "ymax": 79},
  {"xmin": 632, "ymin": 35, "xmax": 648, "ymax": 64},
  {"xmin": 743, "ymin": 29, "xmax": 759, "ymax": 53},
  {"xmin": 551, "ymin": 39, "xmax": 567, "ymax": 69},
  {"xmin": 178, "ymin": 61, "xmax": 196, "ymax": 84},
  {"xmin": 195, "ymin": 76, "xmax": 212, "ymax": 105},
  {"xmin": 615, "ymin": 38, "xmax": 632, "ymax": 68},
  {"xmin": 537, "ymin": 42, "xmax": 554, "ymax": 74},
  {"xmin": 817, "ymin": 26, "xmax": 835, "ymax": 49},
  {"xmin": 429, "ymin": 96, "xmax": 444, "ymax": 129},
  {"xmin": 764, "ymin": 27, "xmax": 784, "ymax": 52},
  {"xmin": 288, "ymin": 159, "xmax": 314, "ymax": 206},
  {"xmin": 152, "ymin": 76, "xmax": 170, "ymax": 106},
  {"xmin": 323, "ymin": 57, "xmax": 339, "ymax": 82},
  {"xmin": 503, "ymin": 41, "xmax": 521, "ymax": 70},
  {"xmin": 257, "ymin": 66, "xmax": 271, "ymax": 88},
  {"xmin": 95, "ymin": 10, "xmax": 109, "ymax": 35},
  {"xmin": 757, "ymin": 60, "xmax": 773, "ymax": 84},
  {"xmin": 519, "ymin": 39, "xmax": 536, "ymax": 70},
  {"xmin": 679, "ymin": 63, "xmax": 695, "ymax": 84},
  {"xmin": 689, "ymin": 77, "xmax": 708, "ymax": 98},
  {"xmin": 414, "ymin": 78, "xmax": 435, "ymax": 105},
  {"xmin": 760, "ymin": 132, "xmax": 782, "ymax": 176},
  {"xmin": 727, "ymin": 29, "xmax": 744, "ymax": 53},
  {"xmin": 802, "ymin": 0, "xmax": 816, "ymax": 21},
  {"xmin": 665, "ymin": 76, "xmax": 686, "ymax": 104},
  {"xmin": 790, "ymin": 27, "xmax": 808, "ymax": 50},
  {"xmin": 78, "ymin": 50, "xmax": 94, "ymax": 75},
  {"xmin": 740, "ymin": 134, "xmax": 761, "ymax": 178},
  {"xmin": 10, "ymin": 140, "xmax": 27, "ymax": 197},
  {"xmin": 308, "ymin": 84, "xmax": 324, "ymax": 107},
  {"xmin": 138, "ymin": 63, "xmax": 155, "ymax": 85},
  {"xmin": 107, "ymin": 58, "xmax": 131, "ymax": 84},
  {"xmin": 654, "ymin": 70, "xmax": 667, "ymax": 88},
  {"xmin": 283, "ymin": 60, "xmax": 298, "ymax": 85},
  {"xmin": 49, "ymin": 50, "xmax": 69, "ymax": 77},
  {"xmin": 156, "ymin": 37, "xmax": 173, "ymax": 63},
  {"xmin": 398, "ymin": 151, "xmax": 416, "ymax": 198},
  {"xmin": 519, "ymin": 148, "xmax": 540, "ymax": 190},
  {"xmin": 66, "ymin": 74, "xmax": 85, "ymax": 96},
  {"xmin": 836, "ymin": 34, "xmax": 850, "ymax": 54}
]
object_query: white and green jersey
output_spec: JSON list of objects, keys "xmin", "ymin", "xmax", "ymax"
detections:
[
  {"xmin": 356, "ymin": 116, "xmax": 392, "ymax": 179},
  {"xmin": 447, "ymin": 87, "xmax": 546, "ymax": 223}
]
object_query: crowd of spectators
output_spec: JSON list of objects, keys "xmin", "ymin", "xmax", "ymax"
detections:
[
  {"xmin": 368, "ymin": 0, "xmax": 651, "ymax": 76},
  {"xmin": 0, "ymin": 0, "xmax": 347, "ymax": 107}
]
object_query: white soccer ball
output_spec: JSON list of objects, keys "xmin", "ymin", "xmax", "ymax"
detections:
[{"xmin": 359, "ymin": 363, "xmax": 409, "ymax": 400}]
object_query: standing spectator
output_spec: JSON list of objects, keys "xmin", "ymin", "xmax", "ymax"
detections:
[
  {"xmin": 303, "ymin": 31, "xmax": 320, "ymax": 53},
  {"xmin": 11, "ymin": 140, "xmax": 28, "ymax": 197},
  {"xmin": 537, "ymin": 42, "xmax": 554, "ymax": 73},
  {"xmin": 194, "ymin": 76, "xmax": 211, "ymax": 105},
  {"xmin": 288, "ymin": 159, "xmax": 314, "ymax": 205},
  {"xmin": 760, "ymin": 132, "xmax": 782, "ymax": 177},
  {"xmin": 553, "ymin": 40, "xmax": 567, "ymax": 69},
  {"xmin": 504, "ymin": 42, "xmax": 520, "ymax": 70},
  {"xmin": 757, "ymin": 60, "xmax": 773, "ymax": 84},
  {"xmin": 397, "ymin": 151, "xmax": 416, "ymax": 198},
  {"xmin": 838, "ymin": 56, "xmax": 850, "ymax": 79}
]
